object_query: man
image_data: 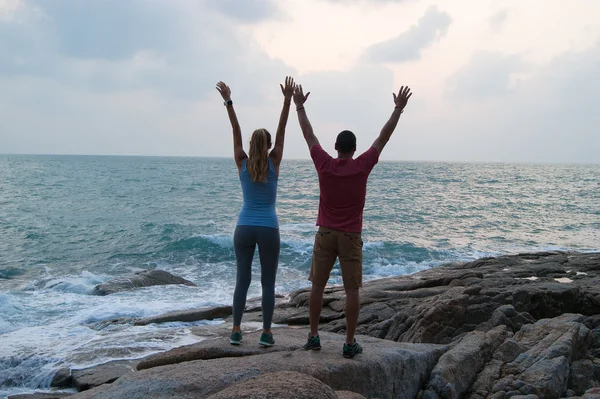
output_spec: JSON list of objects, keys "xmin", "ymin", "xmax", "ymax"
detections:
[{"xmin": 293, "ymin": 84, "xmax": 412, "ymax": 358}]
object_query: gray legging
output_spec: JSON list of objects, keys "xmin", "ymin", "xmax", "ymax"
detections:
[{"xmin": 233, "ymin": 225, "xmax": 280, "ymax": 329}]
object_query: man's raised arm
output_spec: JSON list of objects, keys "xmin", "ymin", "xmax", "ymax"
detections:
[
  {"xmin": 372, "ymin": 86, "xmax": 412, "ymax": 154},
  {"xmin": 293, "ymin": 85, "xmax": 320, "ymax": 150}
]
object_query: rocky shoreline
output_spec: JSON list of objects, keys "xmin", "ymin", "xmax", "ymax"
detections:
[{"xmin": 9, "ymin": 251, "xmax": 600, "ymax": 399}]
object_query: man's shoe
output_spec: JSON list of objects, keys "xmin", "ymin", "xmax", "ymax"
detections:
[
  {"xmin": 343, "ymin": 340, "xmax": 363, "ymax": 358},
  {"xmin": 303, "ymin": 334, "xmax": 321, "ymax": 350},
  {"xmin": 259, "ymin": 332, "xmax": 275, "ymax": 347},
  {"xmin": 230, "ymin": 331, "xmax": 243, "ymax": 345}
]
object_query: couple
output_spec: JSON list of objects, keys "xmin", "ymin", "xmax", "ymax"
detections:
[{"xmin": 216, "ymin": 76, "xmax": 412, "ymax": 358}]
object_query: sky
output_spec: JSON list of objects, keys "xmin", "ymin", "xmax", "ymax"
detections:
[{"xmin": 1, "ymin": 0, "xmax": 599, "ymax": 163}]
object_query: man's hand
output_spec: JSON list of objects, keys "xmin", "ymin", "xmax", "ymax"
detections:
[
  {"xmin": 216, "ymin": 81, "xmax": 232, "ymax": 102},
  {"xmin": 280, "ymin": 76, "xmax": 295, "ymax": 102},
  {"xmin": 393, "ymin": 86, "xmax": 412, "ymax": 110},
  {"xmin": 293, "ymin": 85, "xmax": 310, "ymax": 108}
]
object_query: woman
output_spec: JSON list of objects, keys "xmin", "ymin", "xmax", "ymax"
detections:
[{"xmin": 216, "ymin": 77, "xmax": 294, "ymax": 347}]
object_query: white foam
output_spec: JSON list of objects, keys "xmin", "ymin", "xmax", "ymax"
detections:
[
  {"xmin": 516, "ymin": 276, "xmax": 539, "ymax": 281},
  {"xmin": 554, "ymin": 277, "xmax": 573, "ymax": 283},
  {"xmin": 200, "ymin": 234, "xmax": 233, "ymax": 248},
  {"xmin": 278, "ymin": 223, "xmax": 315, "ymax": 232}
]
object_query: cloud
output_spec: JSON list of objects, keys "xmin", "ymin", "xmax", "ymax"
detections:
[
  {"xmin": 445, "ymin": 51, "xmax": 523, "ymax": 100},
  {"xmin": 0, "ymin": 0, "xmax": 292, "ymax": 101},
  {"xmin": 489, "ymin": 9, "xmax": 508, "ymax": 32},
  {"xmin": 430, "ymin": 43, "xmax": 600, "ymax": 163},
  {"xmin": 365, "ymin": 5, "xmax": 452, "ymax": 63},
  {"xmin": 204, "ymin": 0, "xmax": 281, "ymax": 23}
]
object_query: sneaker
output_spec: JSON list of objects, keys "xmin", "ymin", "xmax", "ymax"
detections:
[
  {"xmin": 230, "ymin": 331, "xmax": 243, "ymax": 345},
  {"xmin": 343, "ymin": 340, "xmax": 363, "ymax": 358},
  {"xmin": 303, "ymin": 334, "xmax": 321, "ymax": 350},
  {"xmin": 259, "ymin": 332, "xmax": 275, "ymax": 347}
]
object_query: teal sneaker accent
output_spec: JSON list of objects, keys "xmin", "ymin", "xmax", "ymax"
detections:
[
  {"xmin": 230, "ymin": 331, "xmax": 243, "ymax": 345},
  {"xmin": 303, "ymin": 334, "xmax": 321, "ymax": 350},
  {"xmin": 259, "ymin": 332, "xmax": 275, "ymax": 347},
  {"xmin": 343, "ymin": 340, "xmax": 363, "ymax": 358}
]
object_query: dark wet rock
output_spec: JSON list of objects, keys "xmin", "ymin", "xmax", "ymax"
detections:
[
  {"xmin": 92, "ymin": 270, "xmax": 196, "ymax": 295},
  {"xmin": 133, "ymin": 305, "xmax": 232, "ymax": 326},
  {"xmin": 50, "ymin": 368, "xmax": 72, "ymax": 388}
]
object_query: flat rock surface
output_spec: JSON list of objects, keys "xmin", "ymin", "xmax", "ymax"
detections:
[{"xmin": 69, "ymin": 329, "xmax": 446, "ymax": 399}]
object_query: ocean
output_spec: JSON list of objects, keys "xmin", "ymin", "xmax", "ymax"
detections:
[{"xmin": 0, "ymin": 154, "xmax": 598, "ymax": 397}]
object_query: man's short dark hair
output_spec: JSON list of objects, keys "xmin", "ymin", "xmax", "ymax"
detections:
[{"xmin": 335, "ymin": 130, "xmax": 356, "ymax": 153}]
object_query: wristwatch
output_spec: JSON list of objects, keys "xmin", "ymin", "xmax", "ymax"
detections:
[{"xmin": 224, "ymin": 100, "xmax": 233, "ymax": 106}]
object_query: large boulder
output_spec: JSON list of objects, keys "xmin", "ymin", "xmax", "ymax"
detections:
[{"xmin": 204, "ymin": 371, "xmax": 338, "ymax": 399}]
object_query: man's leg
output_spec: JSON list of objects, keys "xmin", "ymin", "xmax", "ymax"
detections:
[
  {"xmin": 339, "ymin": 232, "xmax": 363, "ymax": 357},
  {"xmin": 344, "ymin": 287, "xmax": 360, "ymax": 344},
  {"xmin": 309, "ymin": 282, "xmax": 327, "ymax": 337},
  {"xmin": 305, "ymin": 228, "xmax": 337, "ymax": 349}
]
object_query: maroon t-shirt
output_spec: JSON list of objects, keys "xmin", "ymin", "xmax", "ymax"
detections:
[{"xmin": 310, "ymin": 145, "xmax": 379, "ymax": 233}]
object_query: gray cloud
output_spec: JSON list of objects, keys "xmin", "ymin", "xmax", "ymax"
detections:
[
  {"xmin": 0, "ymin": 1, "xmax": 291, "ymax": 101},
  {"xmin": 204, "ymin": 0, "xmax": 280, "ymax": 22},
  {"xmin": 445, "ymin": 51, "xmax": 523, "ymax": 100},
  {"xmin": 365, "ymin": 5, "xmax": 452, "ymax": 63},
  {"xmin": 434, "ymin": 43, "xmax": 600, "ymax": 163}
]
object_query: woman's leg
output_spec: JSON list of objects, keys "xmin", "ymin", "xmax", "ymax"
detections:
[
  {"xmin": 257, "ymin": 227, "xmax": 280, "ymax": 333},
  {"xmin": 232, "ymin": 226, "xmax": 256, "ymax": 331}
]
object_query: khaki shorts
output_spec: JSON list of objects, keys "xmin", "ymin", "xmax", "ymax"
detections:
[{"xmin": 309, "ymin": 226, "xmax": 363, "ymax": 289}]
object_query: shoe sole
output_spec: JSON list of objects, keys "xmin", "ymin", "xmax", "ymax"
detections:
[
  {"xmin": 305, "ymin": 345, "xmax": 321, "ymax": 351},
  {"xmin": 259, "ymin": 341, "xmax": 274, "ymax": 347},
  {"xmin": 343, "ymin": 350, "xmax": 362, "ymax": 358},
  {"xmin": 230, "ymin": 340, "xmax": 242, "ymax": 345}
]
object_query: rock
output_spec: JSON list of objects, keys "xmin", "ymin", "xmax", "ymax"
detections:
[
  {"xmin": 569, "ymin": 359, "xmax": 595, "ymax": 395},
  {"xmin": 426, "ymin": 326, "xmax": 510, "ymax": 398},
  {"xmin": 92, "ymin": 270, "xmax": 196, "ymax": 295},
  {"xmin": 50, "ymin": 368, "xmax": 72, "ymax": 388},
  {"xmin": 336, "ymin": 391, "xmax": 367, "ymax": 399},
  {"xmin": 133, "ymin": 305, "xmax": 232, "ymax": 325},
  {"xmin": 493, "ymin": 339, "xmax": 527, "ymax": 363},
  {"xmin": 204, "ymin": 371, "xmax": 337, "ymax": 399},
  {"xmin": 71, "ymin": 360, "xmax": 139, "ymax": 391},
  {"xmin": 68, "ymin": 329, "xmax": 447, "ymax": 399},
  {"xmin": 499, "ymin": 314, "xmax": 592, "ymax": 398},
  {"xmin": 469, "ymin": 359, "xmax": 503, "ymax": 399},
  {"xmin": 42, "ymin": 252, "xmax": 600, "ymax": 399},
  {"xmin": 7, "ymin": 394, "xmax": 73, "ymax": 399},
  {"xmin": 583, "ymin": 387, "xmax": 600, "ymax": 398},
  {"xmin": 137, "ymin": 330, "xmax": 303, "ymax": 370}
]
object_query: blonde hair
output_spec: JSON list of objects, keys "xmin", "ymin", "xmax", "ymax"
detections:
[{"xmin": 247, "ymin": 128, "xmax": 271, "ymax": 183}]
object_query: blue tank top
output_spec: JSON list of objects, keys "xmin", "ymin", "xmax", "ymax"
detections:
[{"xmin": 237, "ymin": 158, "xmax": 279, "ymax": 228}]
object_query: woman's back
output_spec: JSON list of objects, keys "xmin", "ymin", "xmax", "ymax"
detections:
[{"xmin": 237, "ymin": 158, "xmax": 278, "ymax": 228}]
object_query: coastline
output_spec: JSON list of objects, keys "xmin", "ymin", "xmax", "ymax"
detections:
[{"xmin": 6, "ymin": 250, "xmax": 600, "ymax": 399}]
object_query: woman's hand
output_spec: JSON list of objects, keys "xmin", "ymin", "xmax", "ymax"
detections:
[{"xmin": 280, "ymin": 76, "xmax": 295, "ymax": 102}]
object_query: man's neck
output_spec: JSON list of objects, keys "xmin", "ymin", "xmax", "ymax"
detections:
[{"xmin": 337, "ymin": 152, "xmax": 354, "ymax": 160}]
